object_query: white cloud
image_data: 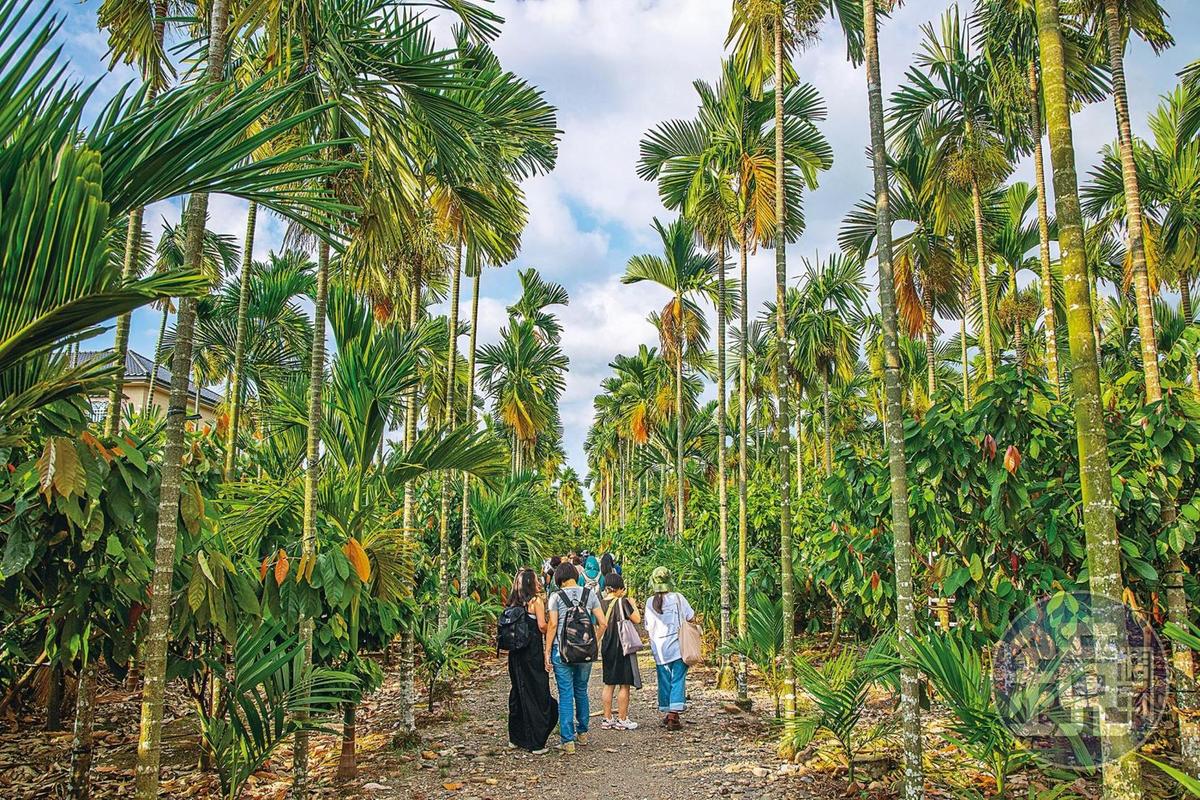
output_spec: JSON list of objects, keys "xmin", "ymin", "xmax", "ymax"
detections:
[
  {"xmin": 554, "ymin": 275, "xmax": 662, "ymax": 457},
  {"xmin": 489, "ymin": 0, "xmax": 731, "ymax": 233},
  {"xmin": 59, "ymin": 0, "xmax": 1200, "ymax": 478},
  {"xmin": 517, "ymin": 175, "xmax": 611, "ymax": 276}
]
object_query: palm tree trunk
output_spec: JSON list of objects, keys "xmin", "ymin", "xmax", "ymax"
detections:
[
  {"xmin": 658, "ymin": 464, "xmax": 665, "ymax": 536},
  {"xmin": 604, "ymin": 472, "xmax": 610, "ymax": 531},
  {"xmin": 1029, "ymin": 61, "xmax": 1061, "ymax": 395},
  {"xmin": 772, "ymin": 10, "xmax": 796, "ymax": 727},
  {"xmin": 1167, "ymin": 540, "xmax": 1200, "ymax": 772},
  {"xmin": 736, "ymin": 224, "xmax": 750, "ymax": 708},
  {"xmin": 398, "ymin": 265, "xmax": 422, "ymax": 738},
  {"xmin": 293, "ymin": 237, "xmax": 331, "ymax": 800},
  {"xmin": 66, "ymin": 663, "xmax": 97, "ymax": 799},
  {"xmin": 1182, "ymin": 276, "xmax": 1200, "ymax": 396},
  {"xmin": 862, "ymin": 2, "xmax": 924, "ymax": 796},
  {"xmin": 104, "ymin": 211, "xmax": 145, "ymax": 435},
  {"xmin": 1010, "ymin": 269, "xmax": 1025, "ymax": 371},
  {"xmin": 716, "ymin": 237, "xmax": 733, "ymax": 688},
  {"xmin": 459, "ymin": 268, "xmax": 480, "ymax": 600},
  {"xmin": 1102, "ymin": 0, "xmax": 1160, "ymax": 401},
  {"xmin": 607, "ymin": 471, "xmax": 614, "ymax": 530},
  {"xmin": 674, "ymin": 291, "xmax": 685, "ymax": 540},
  {"xmin": 87, "ymin": 55, "xmax": 163, "ymax": 767},
  {"xmin": 336, "ymin": 702, "xmax": 357, "ymax": 781},
  {"xmin": 961, "ymin": 277, "xmax": 971, "ymax": 408},
  {"xmin": 1101, "ymin": 3, "xmax": 1192, "ymax": 771},
  {"xmin": 619, "ymin": 441, "xmax": 627, "ymax": 526},
  {"xmin": 971, "ymin": 175, "xmax": 995, "ymax": 381},
  {"xmin": 134, "ymin": 5, "xmax": 228, "ymax": 796},
  {"xmin": 822, "ymin": 373, "xmax": 832, "ymax": 476},
  {"xmin": 925, "ymin": 291, "xmax": 936, "ymax": 400},
  {"xmin": 1036, "ymin": 3, "xmax": 1143, "ymax": 796},
  {"xmin": 794, "ymin": 386, "xmax": 803, "ymax": 494},
  {"xmin": 222, "ymin": 200, "xmax": 258, "ymax": 481},
  {"xmin": 438, "ymin": 237, "xmax": 463, "ymax": 627},
  {"xmin": 601, "ymin": 472, "xmax": 608, "ymax": 532},
  {"xmin": 144, "ymin": 302, "xmax": 170, "ymax": 412}
]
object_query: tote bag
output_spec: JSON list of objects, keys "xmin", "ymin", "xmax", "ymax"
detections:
[
  {"xmin": 614, "ymin": 598, "xmax": 644, "ymax": 656},
  {"xmin": 676, "ymin": 595, "xmax": 703, "ymax": 666}
]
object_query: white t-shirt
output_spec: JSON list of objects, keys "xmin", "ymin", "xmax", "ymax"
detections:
[{"xmin": 642, "ymin": 592, "xmax": 694, "ymax": 665}]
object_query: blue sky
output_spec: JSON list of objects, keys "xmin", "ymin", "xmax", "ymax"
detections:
[{"xmin": 56, "ymin": 0, "xmax": 1200, "ymax": 477}]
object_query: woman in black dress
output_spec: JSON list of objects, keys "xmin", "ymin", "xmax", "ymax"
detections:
[
  {"xmin": 600, "ymin": 573, "xmax": 642, "ymax": 730},
  {"xmin": 505, "ymin": 569, "xmax": 557, "ymax": 753}
]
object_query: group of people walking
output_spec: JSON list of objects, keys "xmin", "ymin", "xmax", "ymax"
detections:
[{"xmin": 500, "ymin": 552, "xmax": 696, "ymax": 754}]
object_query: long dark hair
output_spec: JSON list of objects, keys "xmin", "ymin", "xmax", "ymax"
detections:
[
  {"xmin": 653, "ymin": 591, "xmax": 667, "ymax": 615},
  {"xmin": 507, "ymin": 569, "xmax": 538, "ymax": 608},
  {"xmin": 600, "ymin": 553, "xmax": 615, "ymax": 576}
]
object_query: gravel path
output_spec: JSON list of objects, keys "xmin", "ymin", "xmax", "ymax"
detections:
[
  {"xmin": 0, "ymin": 652, "xmax": 850, "ymax": 798},
  {"xmin": 350, "ymin": 652, "xmax": 837, "ymax": 800}
]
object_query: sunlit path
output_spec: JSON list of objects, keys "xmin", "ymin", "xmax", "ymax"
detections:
[{"xmin": 2, "ymin": 0, "xmax": 1199, "ymax": 797}]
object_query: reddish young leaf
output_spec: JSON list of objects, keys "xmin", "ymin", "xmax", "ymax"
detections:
[
  {"xmin": 274, "ymin": 549, "xmax": 289, "ymax": 585},
  {"xmin": 1004, "ymin": 445, "xmax": 1021, "ymax": 474}
]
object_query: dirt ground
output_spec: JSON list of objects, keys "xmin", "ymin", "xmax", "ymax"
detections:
[
  {"xmin": 0, "ymin": 652, "xmax": 853, "ymax": 800},
  {"xmin": 358, "ymin": 653, "xmax": 842, "ymax": 800},
  {"xmin": 0, "ymin": 647, "xmax": 1125, "ymax": 800}
]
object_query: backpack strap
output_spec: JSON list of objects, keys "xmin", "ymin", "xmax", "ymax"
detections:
[{"xmin": 554, "ymin": 590, "xmax": 567, "ymax": 652}]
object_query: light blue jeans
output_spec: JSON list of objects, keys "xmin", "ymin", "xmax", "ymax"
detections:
[
  {"xmin": 656, "ymin": 658, "xmax": 688, "ymax": 712},
  {"xmin": 551, "ymin": 643, "xmax": 591, "ymax": 742}
]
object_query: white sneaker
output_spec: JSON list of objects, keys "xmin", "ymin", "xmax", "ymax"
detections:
[{"xmin": 616, "ymin": 718, "xmax": 639, "ymax": 730}]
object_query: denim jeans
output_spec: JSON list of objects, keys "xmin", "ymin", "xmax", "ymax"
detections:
[
  {"xmin": 656, "ymin": 659, "xmax": 688, "ymax": 712},
  {"xmin": 550, "ymin": 644, "xmax": 592, "ymax": 742}
]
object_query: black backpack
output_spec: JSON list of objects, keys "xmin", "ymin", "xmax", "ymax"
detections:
[
  {"xmin": 555, "ymin": 588, "xmax": 598, "ymax": 664},
  {"xmin": 497, "ymin": 605, "xmax": 533, "ymax": 653}
]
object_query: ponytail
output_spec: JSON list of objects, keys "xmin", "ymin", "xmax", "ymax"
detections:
[{"xmin": 653, "ymin": 591, "xmax": 667, "ymax": 615}]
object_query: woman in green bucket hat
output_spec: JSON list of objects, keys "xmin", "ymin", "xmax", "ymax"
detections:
[{"xmin": 642, "ymin": 567, "xmax": 695, "ymax": 731}]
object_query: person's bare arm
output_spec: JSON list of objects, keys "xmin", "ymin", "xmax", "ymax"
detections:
[
  {"xmin": 627, "ymin": 598, "xmax": 641, "ymax": 625},
  {"xmin": 682, "ymin": 594, "xmax": 695, "ymax": 622},
  {"xmin": 593, "ymin": 600, "xmax": 608, "ymax": 642},
  {"xmin": 533, "ymin": 597, "xmax": 547, "ymax": 634},
  {"xmin": 544, "ymin": 606, "xmax": 556, "ymax": 672}
]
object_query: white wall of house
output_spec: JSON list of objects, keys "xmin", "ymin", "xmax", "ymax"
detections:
[{"xmin": 88, "ymin": 380, "xmax": 220, "ymax": 425}]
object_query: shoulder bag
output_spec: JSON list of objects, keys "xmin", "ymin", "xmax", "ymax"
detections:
[
  {"xmin": 676, "ymin": 594, "xmax": 703, "ymax": 666},
  {"xmin": 614, "ymin": 598, "xmax": 644, "ymax": 656}
]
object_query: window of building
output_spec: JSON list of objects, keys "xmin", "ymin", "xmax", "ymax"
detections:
[{"xmin": 89, "ymin": 398, "xmax": 108, "ymax": 424}]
